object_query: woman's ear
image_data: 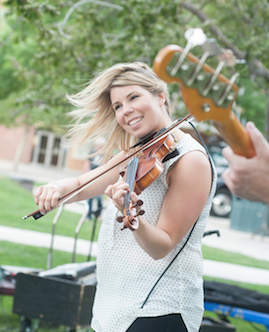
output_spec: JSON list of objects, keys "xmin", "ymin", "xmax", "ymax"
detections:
[{"xmin": 158, "ymin": 92, "xmax": 166, "ymax": 107}]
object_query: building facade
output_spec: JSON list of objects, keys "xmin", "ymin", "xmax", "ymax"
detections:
[{"xmin": 0, "ymin": 125, "xmax": 86, "ymax": 171}]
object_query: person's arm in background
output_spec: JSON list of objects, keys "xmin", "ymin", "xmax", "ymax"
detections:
[{"xmin": 222, "ymin": 121, "xmax": 269, "ymax": 204}]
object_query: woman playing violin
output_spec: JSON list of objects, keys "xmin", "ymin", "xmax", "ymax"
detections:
[{"xmin": 34, "ymin": 62, "xmax": 216, "ymax": 332}]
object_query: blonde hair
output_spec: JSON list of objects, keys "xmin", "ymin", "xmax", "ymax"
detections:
[{"xmin": 67, "ymin": 62, "xmax": 171, "ymax": 161}]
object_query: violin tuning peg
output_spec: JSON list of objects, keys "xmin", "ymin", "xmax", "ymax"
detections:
[
  {"xmin": 133, "ymin": 199, "xmax": 143, "ymax": 208},
  {"xmin": 135, "ymin": 209, "xmax": 145, "ymax": 217},
  {"xmin": 116, "ymin": 215, "xmax": 124, "ymax": 223},
  {"xmin": 139, "ymin": 209, "xmax": 145, "ymax": 216}
]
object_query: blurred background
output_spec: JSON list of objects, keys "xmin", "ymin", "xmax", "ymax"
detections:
[{"xmin": 1, "ymin": 1, "xmax": 269, "ymax": 332}]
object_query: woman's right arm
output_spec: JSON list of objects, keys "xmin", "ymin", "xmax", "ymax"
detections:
[{"xmin": 34, "ymin": 151, "xmax": 126, "ymax": 215}]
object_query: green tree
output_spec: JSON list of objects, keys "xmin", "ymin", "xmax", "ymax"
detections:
[{"xmin": 1, "ymin": 0, "xmax": 269, "ymax": 137}]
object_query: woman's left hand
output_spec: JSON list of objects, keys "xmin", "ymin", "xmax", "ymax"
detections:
[{"xmin": 105, "ymin": 180, "xmax": 130, "ymax": 211}]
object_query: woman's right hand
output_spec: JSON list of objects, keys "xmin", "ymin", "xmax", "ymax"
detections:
[{"xmin": 34, "ymin": 182, "xmax": 63, "ymax": 215}]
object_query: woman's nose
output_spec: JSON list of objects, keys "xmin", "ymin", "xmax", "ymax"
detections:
[{"xmin": 123, "ymin": 106, "xmax": 134, "ymax": 115}]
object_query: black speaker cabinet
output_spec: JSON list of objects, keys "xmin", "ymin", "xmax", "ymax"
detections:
[
  {"xmin": 13, "ymin": 273, "xmax": 96, "ymax": 329},
  {"xmin": 200, "ymin": 317, "xmax": 236, "ymax": 332}
]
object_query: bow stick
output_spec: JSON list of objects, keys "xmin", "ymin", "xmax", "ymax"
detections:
[{"xmin": 23, "ymin": 114, "xmax": 194, "ymax": 220}]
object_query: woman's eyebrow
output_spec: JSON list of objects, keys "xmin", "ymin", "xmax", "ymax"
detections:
[{"xmin": 112, "ymin": 91, "xmax": 138, "ymax": 107}]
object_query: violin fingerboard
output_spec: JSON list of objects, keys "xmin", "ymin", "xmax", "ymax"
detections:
[{"xmin": 124, "ymin": 157, "xmax": 139, "ymax": 208}]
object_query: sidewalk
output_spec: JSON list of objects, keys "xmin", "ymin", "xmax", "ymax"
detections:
[
  {"xmin": 203, "ymin": 217, "xmax": 269, "ymax": 285},
  {"xmin": 1, "ymin": 159, "xmax": 269, "ymax": 285},
  {"xmin": 203, "ymin": 217, "xmax": 269, "ymax": 262},
  {"xmin": 1, "ymin": 218, "xmax": 269, "ymax": 285},
  {"xmin": 0, "ymin": 158, "xmax": 82, "ymax": 183}
]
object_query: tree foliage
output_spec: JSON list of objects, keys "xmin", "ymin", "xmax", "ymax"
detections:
[{"xmin": 1, "ymin": 0, "xmax": 269, "ymax": 137}]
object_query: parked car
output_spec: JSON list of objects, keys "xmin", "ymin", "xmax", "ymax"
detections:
[
  {"xmin": 211, "ymin": 176, "xmax": 232, "ymax": 218},
  {"xmin": 208, "ymin": 144, "xmax": 232, "ymax": 218}
]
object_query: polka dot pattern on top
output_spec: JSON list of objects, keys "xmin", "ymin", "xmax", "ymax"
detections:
[{"xmin": 91, "ymin": 134, "xmax": 217, "ymax": 332}]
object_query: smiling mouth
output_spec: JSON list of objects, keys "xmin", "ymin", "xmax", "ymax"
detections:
[{"xmin": 128, "ymin": 117, "xmax": 143, "ymax": 126}]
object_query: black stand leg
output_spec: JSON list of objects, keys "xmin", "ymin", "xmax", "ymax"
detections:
[{"xmin": 87, "ymin": 209, "xmax": 101, "ymax": 261}]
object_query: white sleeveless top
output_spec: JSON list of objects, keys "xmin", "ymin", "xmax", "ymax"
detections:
[{"xmin": 91, "ymin": 134, "xmax": 216, "ymax": 332}]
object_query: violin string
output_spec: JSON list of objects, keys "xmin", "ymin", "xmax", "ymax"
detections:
[
  {"xmin": 140, "ymin": 116, "xmax": 195, "ymax": 152},
  {"xmin": 124, "ymin": 156, "xmax": 139, "ymax": 210},
  {"xmin": 23, "ymin": 114, "xmax": 194, "ymax": 219},
  {"xmin": 61, "ymin": 115, "xmax": 194, "ymax": 207}
]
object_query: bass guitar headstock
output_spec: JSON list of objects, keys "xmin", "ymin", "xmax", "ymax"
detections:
[
  {"xmin": 154, "ymin": 44, "xmax": 238, "ymax": 122},
  {"xmin": 153, "ymin": 40, "xmax": 255, "ymax": 158}
]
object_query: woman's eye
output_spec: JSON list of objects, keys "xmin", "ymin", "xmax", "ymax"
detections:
[
  {"xmin": 131, "ymin": 95, "xmax": 139, "ymax": 100},
  {"xmin": 114, "ymin": 104, "xmax": 121, "ymax": 111}
]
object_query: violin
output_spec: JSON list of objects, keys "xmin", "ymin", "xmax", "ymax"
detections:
[
  {"xmin": 22, "ymin": 115, "xmax": 192, "ymax": 221},
  {"xmin": 116, "ymin": 133, "xmax": 177, "ymax": 231}
]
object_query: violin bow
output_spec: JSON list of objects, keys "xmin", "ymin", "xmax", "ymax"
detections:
[
  {"xmin": 153, "ymin": 43, "xmax": 256, "ymax": 159},
  {"xmin": 23, "ymin": 114, "xmax": 194, "ymax": 220}
]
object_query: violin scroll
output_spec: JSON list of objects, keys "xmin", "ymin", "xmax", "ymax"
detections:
[{"xmin": 116, "ymin": 199, "xmax": 145, "ymax": 231}]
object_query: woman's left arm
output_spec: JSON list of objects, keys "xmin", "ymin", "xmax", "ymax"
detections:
[{"xmin": 106, "ymin": 150, "xmax": 212, "ymax": 260}]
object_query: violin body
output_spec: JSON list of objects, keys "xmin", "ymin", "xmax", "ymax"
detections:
[
  {"xmin": 136, "ymin": 133, "xmax": 177, "ymax": 194},
  {"xmin": 117, "ymin": 133, "xmax": 177, "ymax": 231},
  {"xmin": 120, "ymin": 133, "xmax": 177, "ymax": 194}
]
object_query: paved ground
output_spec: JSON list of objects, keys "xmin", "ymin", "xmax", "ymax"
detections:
[
  {"xmin": 0, "ymin": 158, "xmax": 82, "ymax": 183},
  {"xmin": 203, "ymin": 217, "xmax": 269, "ymax": 285},
  {"xmin": 1, "ymin": 158, "xmax": 269, "ymax": 285}
]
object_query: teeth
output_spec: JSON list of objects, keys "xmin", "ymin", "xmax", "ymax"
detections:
[{"xmin": 128, "ymin": 117, "xmax": 142, "ymax": 126}]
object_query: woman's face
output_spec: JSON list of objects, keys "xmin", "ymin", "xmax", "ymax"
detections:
[{"xmin": 110, "ymin": 85, "xmax": 169, "ymax": 138}]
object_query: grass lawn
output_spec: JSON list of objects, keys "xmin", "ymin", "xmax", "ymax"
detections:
[
  {"xmin": 202, "ymin": 245, "xmax": 269, "ymax": 270},
  {"xmin": 1, "ymin": 176, "xmax": 269, "ymax": 332},
  {"xmin": 0, "ymin": 176, "xmax": 101, "ymax": 241}
]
